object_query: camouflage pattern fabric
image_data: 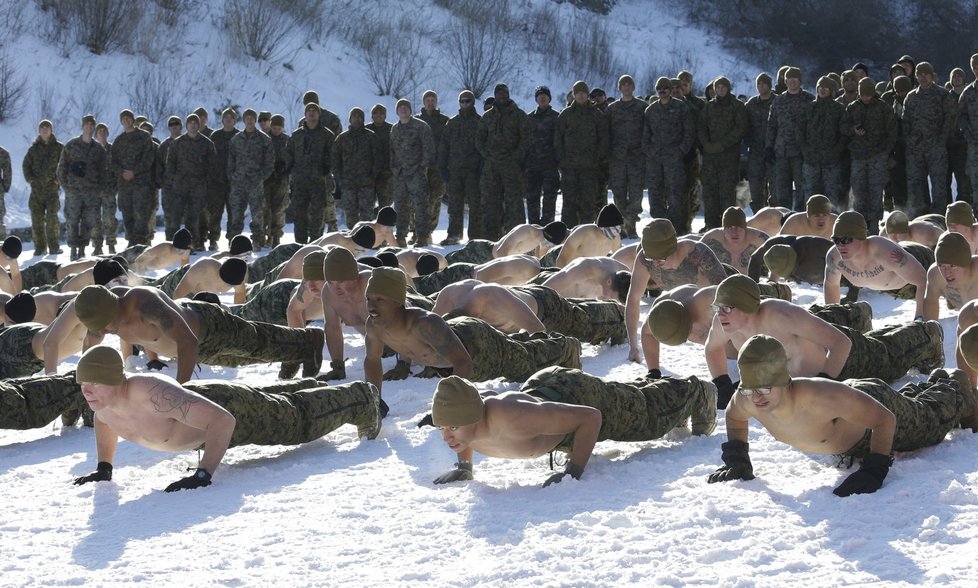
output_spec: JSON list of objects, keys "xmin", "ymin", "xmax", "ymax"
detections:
[
  {"xmin": 412, "ymin": 263, "xmax": 476, "ymax": 296},
  {"xmin": 30, "ymin": 272, "xmax": 73, "ymax": 294},
  {"xmin": 555, "ymin": 101, "xmax": 609, "ymax": 227},
  {"xmin": 19, "ymin": 260, "xmax": 59, "ymax": 291},
  {"xmin": 524, "ymin": 168, "xmax": 559, "ymax": 228},
  {"xmin": 229, "ymin": 278, "xmax": 299, "ymax": 325},
  {"xmin": 418, "ymin": 109, "xmax": 449, "ymax": 231},
  {"xmin": 366, "ymin": 121, "xmax": 393, "ymax": 207},
  {"xmin": 113, "ymin": 244, "xmax": 147, "ymax": 267},
  {"xmin": 643, "ymin": 99, "xmax": 695, "ymax": 233},
  {"xmin": 117, "ymin": 182, "xmax": 155, "ymax": 246},
  {"xmin": 757, "ymin": 282, "xmax": 792, "ymax": 301},
  {"xmin": 111, "ymin": 129, "xmax": 156, "ymax": 245},
  {"xmin": 442, "ymin": 108, "xmax": 483, "ymax": 238},
  {"xmin": 0, "ymin": 323, "xmax": 45, "ymax": 378},
  {"xmin": 512, "ymin": 285, "xmax": 626, "ymax": 345},
  {"xmin": 0, "ymin": 373, "xmax": 87, "ymax": 431},
  {"xmin": 801, "ymin": 96, "xmax": 847, "ymax": 210},
  {"xmin": 476, "ymin": 101, "xmax": 529, "ymax": 239},
  {"xmin": 538, "ymin": 245, "xmax": 561, "ymax": 268},
  {"xmin": 444, "ymin": 239, "xmax": 494, "ymax": 265},
  {"xmin": 147, "ymin": 265, "xmax": 192, "ymax": 298},
  {"xmin": 849, "ymin": 151, "xmax": 889, "ymax": 233},
  {"xmin": 607, "ymin": 98, "xmax": 647, "ymax": 231},
  {"xmin": 24, "ymin": 136, "xmax": 65, "ymax": 250},
  {"xmin": 228, "ymin": 129, "xmax": 275, "ymax": 244},
  {"xmin": 166, "ymin": 133, "xmax": 216, "ymax": 247},
  {"xmin": 248, "ymin": 243, "xmax": 302, "ymax": 283},
  {"xmin": 808, "ymin": 302, "xmax": 872, "ymax": 333},
  {"xmin": 333, "ymin": 127, "xmax": 380, "ymax": 227},
  {"xmin": 525, "ymin": 105, "xmax": 559, "ymax": 226},
  {"xmin": 837, "ymin": 321, "xmax": 943, "ymax": 383},
  {"xmin": 447, "ymin": 167, "xmax": 483, "ymax": 240},
  {"xmin": 405, "ymin": 291, "xmax": 434, "ymax": 311},
  {"xmin": 960, "ymin": 81, "xmax": 978, "ymax": 205},
  {"xmin": 201, "ymin": 127, "xmax": 239, "ymax": 244},
  {"xmin": 62, "ymin": 190, "xmax": 101, "ymax": 248},
  {"xmin": 698, "ymin": 95, "xmax": 748, "ymax": 229},
  {"xmin": 390, "ymin": 117, "xmax": 435, "ymax": 240},
  {"xmin": 766, "ymin": 90, "xmax": 815, "ymax": 210},
  {"xmin": 903, "ymin": 84, "xmax": 958, "ymax": 217},
  {"xmin": 526, "ymin": 267, "xmax": 560, "ymax": 285},
  {"xmin": 745, "ymin": 94, "xmax": 775, "ymax": 211}
]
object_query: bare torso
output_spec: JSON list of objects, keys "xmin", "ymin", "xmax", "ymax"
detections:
[
  {"xmin": 431, "ymin": 280, "xmax": 544, "ymax": 333},
  {"xmin": 554, "ymin": 225, "xmax": 621, "ymax": 268},
  {"xmin": 133, "ymin": 243, "xmax": 189, "ymax": 273},
  {"xmin": 543, "ymin": 256, "xmax": 627, "ymax": 300},
  {"xmin": 779, "ymin": 212, "xmax": 836, "ymax": 239},
  {"xmin": 473, "ymin": 254, "xmax": 542, "ymax": 285},
  {"xmin": 33, "ymin": 291, "xmax": 77, "ymax": 325},
  {"xmin": 700, "ymin": 227, "xmax": 768, "ymax": 274},
  {"xmin": 471, "ymin": 394, "xmax": 569, "ymax": 458},
  {"xmin": 493, "ymin": 225, "xmax": 551, "ymax": 258},
  {"xmin": 396, "ymin": 249, "xmax": 447, "ymax": 278}
]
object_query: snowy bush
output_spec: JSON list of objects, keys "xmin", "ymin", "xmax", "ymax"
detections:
[
  {"xmin": 445, "ymin": 17, "xmax": 518, "ymax": 98},
  {"xmin": 225, "ymin": 0, "xmax": 301, "ymax": 62},
  {"xmin": 0, "ymin": 53, "xmax": 27, "ymax": 123},
  {"xmin": 360, "ymin": 16, "xmax": 430, "ymax": 98},
  {"xmin": 126, "ymin": 68, "xmax": 183, "ymax": 128},
  {"xmin": 68, "ymin": 0, "xmax": 139, "ymax": 55}
]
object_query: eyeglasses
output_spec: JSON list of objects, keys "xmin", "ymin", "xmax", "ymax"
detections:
[
  {"xmin": 832, "ymin": 236, "xmax": 854, "ymax": 245},
  {"xmin": 710, "ymin": 304, "xmax": 735, "ymax": 314},
  {"xmin": 738, "ymin": 387, "xmax": 772, "ymax": 396}
]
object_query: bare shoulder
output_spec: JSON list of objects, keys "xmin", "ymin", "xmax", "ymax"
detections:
[{"xmin": 701, "ymin": 228, "xmax": 725, "ymax": 242}]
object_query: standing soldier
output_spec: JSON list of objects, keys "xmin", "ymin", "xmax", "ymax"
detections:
[
  {"xmin": 111, "ymin": 109, "xmax": 155, "ymax": 247},
  {"xmin": 166, "ymin": 113, "xmax": 216, "ymax": 251},
  {"xmin": 91, "ymin": 123, "xmax": 117, "ymax": 254},
  {"xmin": 607, "ymin": 75, "xmax": 647, "ymax": 238},
  {"xmin": 903, "ymin": 62, "xmax": 958, "ymax": 218},
  {"xmin": 679, "ymin": 71, "xmax": 706, "ymax": 232},
  {"xmin": 524, "ymin": 86, "xmax": 560, "ymax": 228},
  {"xmin": 884, "ymin": 75, "xmax": 914, "ymax": 212},
  {"xmin": 57, "ymin": 114, "xmax": 107, "ymax": 260},
  {"xmin": 158, "ymin": 115, "xmax": 183, "ymax": 240},
  {"xmin": 476, "ymin": 83, "xmax": 528, "ymax": 240},
  {"xmin": 23, "ymin": 120, "xmax": 64, "ymax": 255},
  {"xmin": 390, "ymin": 98, "xmax": 435, "ymax": 247},
  {"xmin": 202, "ymin": 108, "xmax": 239, "ymax": 250},
  {"xmin": 590, "ymin": 87, "xmax": 612, "ymax": 218},
  {"xmin": 947, "ymin": 67, "xmax": 972, "ymax": 203},
  {"xmin": 287, "ymin": 102, "xmax": 335, "ymax": 244},
  {"xmin": 766, "ymin": 67, "xmax": 815, "ymax": 211},
  {"xmin": 441, "ymin": 90, "xmax": 483, "ymax": 245},
  {"xmin": 194, "ymin": 107, "xmax": 214, "ymax": 138},
  {"xmin": 418, "ymin": 90, "xmax": 449, "ymax": 233},
  {"xmin": 227, "ymin": 108, "xmax": 275, "ymax": 249},
  {"xmin": 962, "ymin": 54, "xmax": 978, "ymax": 210},
  {"xmin": 332, "ymin": 108, "xmax": 380, "ymax": 228},
  {"xmin": 258, "ymin": 111, "xmax": 272, "ymax": 134},
  {"xmin": 698, "ymin": 76, "xmax": 748, "ymax": 229},
  {"xmin": 301, "ymin": 90, "xmax": 341, "ymax": 231},
  {"xmin": 643, "ymin": 77, "xmax": 695, "ymax": 234},
  {"xmin": 367, "ymin": 104, "xmax": 393, "ymax": 208},
  {"xmin": 838, "ymin": 70, "xmax": 859, "ymax": 105},
  {"xmin": 263, "ymin": 114, "xmax": 292, "ymax": 248},
  {"xmin": 0, "ymin": 143, "xmax": 10, "ymax": 239},
  {"xmin": 554, "ymin": 80, "xmax": 609, "ymax": 228},
  {"xmin": 845, "ymin": 78, "xmax": 897, "ymax": 235},
  {"xmin": 745, "ymin": 73, "xmax": 775, "ymax": 212},
  {"xmin": 801, "ymin": 76, "xmax": 848, "ymax": 212}
]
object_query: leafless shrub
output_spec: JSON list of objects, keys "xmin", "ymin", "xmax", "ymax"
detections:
[
  {"xmin": 71, "ymin": 0, "xmax": 139, "ymax": 55},
  {"xmin": 72, "ymin": 81, "xmax": 106, "ymax": 123},
  {"xmin": 359, "ymin": 16, "xmax": 430, "ymax": 98},
  {"xmin": 641, "ymin": 35, "xmax": 703, "ymax": 97},
  {"xmin": 30, "ymin": 81, "xmax": 73, "ymax": 142},
  {"xmin": 0, "ymin": 2, "xmax": 28, "ymax": 46},
  {"xmin": 153, "ymin": 0, "xmax": 196, "ymax": 28},
  {"xmin": 563, "ymin": 13, "xmax": 625, "ymax": 91},
  {"xmin": 445, "ymin": 17, "xmax": 517, "ymax": 98},
  {"xmin": 0, "ymin": 53, "xmax": 27, "ymax": 123},
  {"xmin": 127, "ymin": 68, "xmax": 183, "ymax": 128},
  {"xmin": 226, "ymin": 0, "xmax": 302, "ymax": 62}
]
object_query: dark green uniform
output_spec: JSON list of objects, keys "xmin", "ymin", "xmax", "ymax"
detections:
[
  {"xmin": 417, "ymin": 108, "xmax": 450, "ymax": 232},
  {"xmin": 167, "ymin": 133, "xmax": 217, "ymax": 249},
  {"xmin": 366, "ymin": 121, "xmax": 393, "ymax": 207},
  {"xmin": 288, "ymin": 122, "xmax": 336, "ymax": 243},
  {"xmin": 57, "ymin": 136, "xmax": 107, "ymax": 250},
  {"xmin": 91, "ymin": 140, "xmax": 119, "ymax": 251},
  {"xmin": 745, "ymin": 94, "xmax": 775, "ymax": 211},
  {"xmin": 698, "ymin": 94, "xmax": 748, "ymax": 228},
  {"xmin": 0, "ymin": 323, "xmax": 45, "ymax": 378},
  {"xmin": 111, "ymin": 127, "xmax": 156, "ymax": 246},
  {"xmin": 247, "ymin": 243, "xmax": 302, "ymax": 283},
  {"xmin": 441, "ymin": 108, "xmax": 483, "ymax": 240},
  {"xmin": 201, "ymin": 127, "xmax": 239, "ymax": 247},
  {"xmin": 332, "ymin": 126, "xmax": 380, "ymax": 227},
  {"xmin": 845, "ymin": 96, "xmax": 897, "ymax": 232},
  {"xmin": 554, "ymin": 101, "xmax": 610, "ymax": 227},
  {"xmin": 23, "ymin": 134, "xmax": 64, "ymax": 253},
  {"xmin": 800, "ymin": 94, "xmax": 847, "ymax": 211},
  {"xmin": 412, "ymin": 263, "xmax": 476, "ymax": 296},
  {"xmin": 837, "ymin": 321, "xmax": 944, "ymax": 383},
  {"xmin": 229, "ymin": 278, "xmax": 299, "ymax": 325},
  {"xmin": 511, "ymin": 285, "xmax": 626, "ymax": 345},
  {"xmin": 444, "ymin": 239, "xmax": 494, "ymax": 265},
  {"xmin": 263, "ymin": 131, "xmax": 292, "ymax": 247},
  {"xmin": 607, "ymin": 97, "xmax": 647, "ymax": 234},
  {"xmin": 643, "ymin": 99, "xmax": 694, "ymax": 233},
  {"xmin": 903, "ymin": 84, "xmax": 957, "ymax": 217},
  {"xmin": 766, "ymin": 89, "xmax": 815, "ymax": 210},
  {"xmin": 476, "ymin": 100, "xmax": 528, "ymax": 239}
]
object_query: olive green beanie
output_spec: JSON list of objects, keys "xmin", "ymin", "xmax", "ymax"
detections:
[
  {"xmin": 885, "ymin": 211, "xmax": 910, "ymax": 235},
  {"xmin": 365, "ymin": 267, "xmax": 406, "ymax": 306},
  {"xmin": 714, "ymin": 274, "xmax": 761, "ymax": 314},
  {"xmin": 648, "ymin": 299, "xmax": 691, "ymax": 346},
  {"xmin": 76, "ymin": 345, "xmax": 125, "ymax": 385},
  {"xmin": 641, "ymin": 219, "xmax": 678, "ymax": 260},
  {"xmin": 302, "ymin": 250, "xmax": 327, "ymax": 281},
  {"xmin": 763, "ymin": 245, "xmax": 798, "ymax": 278},
  {"xmin": 738, "ymin": 335, "xmax": 791, "ymax": 390},
  {"xmin": 946, "ymin": 201, "xmax": 975, "ymax": 227},
  {"xmin": 722, "ymin": 207, "xmax": 747, "ymax": 229},
  {"xmin": 431, "ymin": 376, "xmax": 485, "ymax": 427},
  {"xmin": 806, "ymin": 194, "xmax": 832, "ymax": 216},
  {"xmin": 832, "ymin": 211, "xmax": 868, "ymax": 240},
  {"xmin": 858, "ymin": 77, "xmax": 876, "ymax": 97},
  {"xmin": 935, "ymin": 232, "xmax": 972, "ymax": 268},
  {"xmin": 74, "ymin": 285, "xmax": 120, "ymax": 332},
  {"xmin": 322, "ymin": 247, "xmax": 359, "ymax": 281}
]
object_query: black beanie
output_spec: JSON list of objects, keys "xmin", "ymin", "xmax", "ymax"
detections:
[
  {"xmin": 596, "ymin": 203, "xmax": 624, "ymax": 228},
  {"xmin": 357, "ymin": 255, "xmax": 383, "ymax": 268},
  {"xmin": 191, "ymin": 291, "xmax": 221, "ymax": 304},
  {"xmin": 542, "ymin": 221, "xmax": 568, "ymax": 245},
  {"xmin": 2, "ymin": 236, "xmax": 22, "ymax": 259},
  {"xmin": 351, "ymin": 225, "xmax": 376, "ymax": 249},
  {"xmin": 377, "ymin": 251, "xmax": 400, "ymax": 267},
  {"xmin": 416, "ymin": 254, "xmax": 440, "ymax": 276},
  {"xmin": 376, "ymin": 206, "xmax": 397, "ymax": 226},
  {"xmin": 852, "ymin": 62, "xmax": 869, "ymax": 75},
  {"xmin": 172, "ymin": 228, "xmax": 192, "ymax": 251},
  {"xmin": 110, "ymin": 255, "xmax": 130, "ymax": 271},
  {"xmin": 219, "ymin": 258, "xmax": 248, "ymax": 285},
  {"xmin": 92, "ymin": 259, "xmax": 126, "ymax": 285},
  {"xmin": 5, "ymin": 292, "xmax": 37, "ymax": 323},
  {"xmin": 534, "ymin": 85, "xmax": 552, "ymax": 99},
  {"xmin": 229, "ymin": 234, "xmax": 253, "ymax": 255}
]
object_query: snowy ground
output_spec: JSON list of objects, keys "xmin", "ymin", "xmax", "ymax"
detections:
[{"xmin": 2, "ymin": 200, "xmax": 978, "ymax": 587}]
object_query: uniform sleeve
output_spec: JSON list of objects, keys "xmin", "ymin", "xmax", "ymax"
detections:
[
  {"xmin": 595, "ymin": 109, "xmax": 609, "ymax": 160},
  {"xmin": 515, "ymin": 111, "xmax": 529, "ymax": 164},
  {"xmin": 942, "ymin": 90, "xmax": 959, "ymax": 144},
  {"xmin": 475, "ymin": 116, "xmax": 488, "ymax": 159},
  {"xmin": 322, "ymin": 128, "xmax": 335, "ymax": 175},
  {"xmin": 553, "ymin": 112, "xmax": 565, "ymax": 164},
  {"xmin": 261, "ymin": 135, "xmax": 275, "ymax": 181},
  {"xmin": 0, "ymin": 149, "xmax": 11, "ymax": 193},
  {"xmin": 765, "ymin": 99, "xmax": 779, "ymax": 151},
  {"xmin": 961, "ymin": 88, "xmax": 975, "ymax": 143},
  {"xmin": 22, "ymin": 145, "xmax": 36, "ymax": 184},
  {"xmin": 135, "ymin": 134, "xmax": 156, "ymax": 179},
  {"xmin": 331, "ymin": 134, "xmax": 343, "ymax": 179},
  {"xmin": 56, "ymin": 145, "xmax": 68, "ymax": 187},
  {"xmin": 421, "ymin": 124, "xmax": 436, "ymax": 168},
  {"xmin": 679, "ymin": 105, "xmax": 695, "ymax": 155}
]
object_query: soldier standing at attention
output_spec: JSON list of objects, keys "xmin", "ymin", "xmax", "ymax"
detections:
[
  {"xmin": 441, "ymin": 90, "xmax": 483, "ymax": 244},
  {"xmin": 555, "ymin": 80, "xmax": 609, "ymax": 228},
  {"xmin": 607, "ymin": 75, "xmax": 647, "ymax": 238},
  {"xmin": 287, "ymin": 103, "xmax": 335, "ymax": 244},
  {"xmin": 367, "ymin": 104, "xmax": 393, "ymax": 208},
  {"xmin": 766, "ymin": 67, "xmax": 815, "ymax": 211},
  {"xmin": 390, "ymin": 98, "xmax": 435, "ymax": 247},
  {"xmin": 643, "ymin": 77, "xmax": 695, "ymax": 234},
  {"xmin": 91, "ymin": 122, "xmax": 117, "ymax": 254},
  {"xmin": 111, "ymin": 109, "xmax": 156, "ymax": 247},
  {"xmin": 263, "ymin": 114, "xmax": 292, "ymax": 247},
  {"xmin": 202, "ymin": 108, "xmax": 239, "ymax": 251},
  {"xmin": 476, "ymin": 83, "xmax": 529, "ymax": 240},
  {"xmin": 23, "ymin": 119, "xmax": 64, "ymax": 255},
  {"xmin": 57, "ymin": 115, "xmax": 107, "ymax": 261},
  {"xmin": 227, "ymin": 108, "xmax": 275, "ymax": 249},
  {"xmin": 698, "ymin": 76, "xmax": 748, "ymax": 230},
  {"xmin": 332, "ymin": 108, "xmax": 380, "ymax": 228},
  {"xmin": 903, "ymin": 62, "xmax": 958, "ymax": 217},
  {"xmin": 524, "ymin": 86, "xmax": 560, "ymax": 229},
  {"xmin": 157, "ymin": 115, "xmax": 183, "ymax": 241},
  {"xmin": 166, "ymin": 113, "xmax": 216, "ymax": 251},
  {"xmin": 745, "ymin": 73, "xmax": 775, "ymax": 212},
  {"xmin": 418, "ymin": 90, "xmax": 450, "ymax": 233}
]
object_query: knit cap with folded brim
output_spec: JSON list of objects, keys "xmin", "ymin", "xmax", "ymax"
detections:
[
  {"xmin": 596, "ymin": 203, "xmax": 624, "ymax": 228},
  {"xmin": 722, "ymin": 207, "xmax": 747, "ymax": 229},
  {"xmin": 738, "ymin": 335, "xmax": 791, "ymax": 390},
  {"xmin": 323, "ymin": 247, "xmax": 359, "ymax": 281},
  {"xmin": 365, "ymin": 267, "xmax": 406, "ymax": 306},
  {"xmin": 75, "ymin": 285, "xmax": 120, "ymax": 332},
  {"xmin": 641, "ymin": 219, "xmax": 678, "ymax": 260},
  {"xmin": 648, "ymin": 299, "xmax": 691, "ymax": 346},
  {"xmin": 885, "ymin": 211, "xmax": 909, "ymax": 235},
  {"xmin": 714, "ymin": 274, "xmax": 761, "ymax": 314},
  {"xmin": 763, "ymin": 245, "xmax": 798, "ymax": 278},
  {"xmin": 832, "ymin": 211, "xmax": 868, "ymax": 240},
  {"xmin": 302, "ymin": 250, "xmax": 327, "ymax": 281},
  {"xmin": 946, "ymin": 201, "xmax": 976, "ymax": 227},
  {"xmin": 806, "ymin": 194, "xmax": 832, "ymax": 216},
  {"xmin": 432, "ymin": 375, "xmax": 485, "ymax": 427},
  {"xmin": 935, "ymin": 232, "xmax": 972, "ymax": 268},
  {"xmin": 76, "ymin": 345, "xmax": 125, "ymax": 385}
]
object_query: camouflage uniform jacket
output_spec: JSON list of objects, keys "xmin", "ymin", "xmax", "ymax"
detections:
[
  {"xmin": 166, "ymin": 133, "xmax": 217, "ymax": 189},
  {"xmin": 200, "ymin": 125, "xmax": 214, "ymax": 138},
  {"xmin": 476, "ymin": 100, "xmax": 528, "ymax": 163},
  {"xmin": 440, "ymin": 109, "xmax": 482, "ymax": 172},
  {"xmin": 0, "ymin": 146, "xmax": 11, "ymax": 193},
  {"xmin": 642, "ymin": 99, "xmax": 694, "ymax": 158},
  {"xmin": 389, "ymin": 117, "xmax": 434, "ymax": 176},
  {"xmin": 23, "ymin": 136, "xmax": 64, "ymax": 189},
  {"xmin": 267, "ymin": 131, "xmax": 292, "ymax": 182},
  {"xmin": 903, "ymin": 84, "xmax": 958, "ymax": 151},
  {"xmin": 298, "ymin": 110, "xmax": 342, "ymax": 137},
  {"xmin": 683, "ymin": 94, "xmax": 707, "ymax": 151},
  {"xmin": 948, "ymin": 87, "xmax": 967, "ymax": 151},
  {"xmin": 56, "ymin": 136, "xmax": 107, "ymax": 191},
  {"xmin": 110, "ymin": 128, "xmax": 154, "ymax": 186},
  {"xmin": 957, "ymin": 81, "xmax": 978, "ymax": 145},
  {"xmin": 765, "ymin": 89, "xmax": 815, "ymax": 157},
  {"xmin": 524, "ymin": 105, "xmax": 559, "ymax": 171},
  {"xmin": 332, "ymin": 126, "xmax": 380, "ymax": 187},
  {"xmin": 800, "ymin": 96, "xmax": 848, "ymax": 164},
  {"xmin": 417, "ymin": 109, "xmax": 450, "ymax": 166},
  {"xmin": 554, "ymin": 101, "xmax": 609, "ymax": 169},
  {"xmin": 607, "ymin": 97, "xmax": 649, "ymax": 158},
  {"xmin": 744, "ymin": 94, "xmax": 774, "ymax": 152},
  {"xmin": 98, "ymin": 141, "xmax": 115, "ymax": 191},
  {"xmin": 366, "ymin": 121, "xmax": 392, "ymax": 177},
  {"xmin": 157, "ymin": 135, "xmax": 178, "ymax": 190},
  {"xmin": 210, "ymin": 127, "xmax": 239, "ymax": 186},
  {"xmin": 228, "ymin": 129, "xmax": 275, "ymax": 185},
  {"xmin": 844, "ymin": 96, "xmax": 897, "ymax": 159},
  {"xmin": 697, "ymin": 94, "xmax": 749, "ymax": 157},
  {"xmin": 287, "ymin": 123, "xmax": 334, "ymax": 180}
]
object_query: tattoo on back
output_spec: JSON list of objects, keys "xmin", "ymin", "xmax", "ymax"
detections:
[
  {"xmin": 141, "ymin": 296, "xmax": 175, "ymax": 330},
  {"xmin": 149, "ymin": 382, "xmax": 198, "ymax": 420}
]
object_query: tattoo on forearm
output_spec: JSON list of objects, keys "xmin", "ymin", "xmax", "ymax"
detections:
[
  {"xmin": 149, "ymin": 383, "xmax": 198, "ymax": 420},
  {"xmin": 141, "ymin": 296, "xmax": 175, "ymax": 330}
]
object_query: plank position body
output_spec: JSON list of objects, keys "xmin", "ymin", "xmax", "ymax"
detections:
[
  {"xmin": 879, "ymin": 210, "xmax": 943, "ymax": 248},
  {"xmin": 777, "ymin": 194, "xmax": 837, "ymax": 239},
  {"xmin": 700, "ymin": 207, "xmax": 769, "ymax": 274},
  {"xmin": 552, "ymin": 203, "xmax": 624, "ymax": 268},
  {"xmin": 924, "ymin": 231, "xmax": 978, "ymax": 320},
  {"xmin": 492, "ymin": 221, "xmax": 567, "ymax": 259}
]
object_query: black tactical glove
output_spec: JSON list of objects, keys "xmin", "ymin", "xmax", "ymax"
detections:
[
  {"xmin": 712, "ymin": 375, "xmax": 738, "ymax": 410},
  {"xmin": 764, "ymin": 147, "xmax": 776, "ymax": 164},
  {"xmin": 707, "ymin": 440, "xmax": 756, "ymax": 483},
  {"xmin": 417, "ymin": 413, "xmax": 434, "ymax": 428},
  {"xmin": 146, "ymin": 359, "xmax": 168, "ymax": 371},
  {"xmin": 383, "ymin": 360, "xmax": 411, "ymax": 381},
  {"xmin": 543, "ymin": 462, "xmax": 584, "ymax": 488},
  {"xmin": 433, "ymin": 462, "xmax": 473, "ymax": 484},
  {"xmin": 70, "ymin": 160, "xmax": 87, "ymax": 178},
  {"xmin": 164, "ymin": 468, "xmax": 212, "ymax": 493},
  {"xmin": 833, "ymin": 452, "xmax": 892, "ymax": 497},
  {"xmin": 74, "ymin": 461, "xmax": 113, "ymax": 485},
  {"xmin": 646, "ymin": 368, "xmax": 662, "ymax": 380},
  {"xmin": 379, "ymin": 398, "xmax": 390, "ymax": 419},
  {"xmin": 318, "ymin": 360, "xmax": 346, "ymax": 381}
]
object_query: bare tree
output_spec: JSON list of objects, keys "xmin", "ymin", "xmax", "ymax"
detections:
[
  {"xmin": 127, "ymin": 68, "xmax": 183, "ymax": 129},
  {"xmin": 445, "ymin": 17, "xmax": 516, "ymax": 98},
  {"xmin": 226, "ymin": 0, "xmax": 301, "ymax": 62},
  {"xmin": 360, "ymin": 16, "xmax": 430, "ymax": 98},
  {"xmin": 70, "ymin": 0, "xmax": 139, "ymax": 55},
  {"xmin": 0, "ymin": 54, "xmax": 27, "ymax": 123}
]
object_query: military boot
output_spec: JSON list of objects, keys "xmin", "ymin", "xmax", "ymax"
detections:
[
  {"xmin": 77, "ymin": 245, "xmax": 86, "ymax": 259},
  {"xmin": 946, "ymin": 368, "xmax": 978, "ymax": 432},
  {"xmin": 690, "ymin": 377, "xmax": 718, "ymax": 436},
  {"xmin": 917, "ymin": 321, "xmax": 945, "ymax": 373},
  {"xmin": 301, "ymin": 328, "xmax": 325, "ymax": 378},
  {"xmin": 69, "ymin": 247, "xmax": 78, "ymax": 261},
  {"xmin": 92, "ymin": 242, "xmax": 104, "ymax": 256},
  {"xmin": 50, "ymin": 244, "xmax": 64, "ymax": 254},
  {"xmin": 209, "ymin": 239, "xmax": 218, "ymax": 251},
  {"xmin": 34, "ymin": 245, "xmax": 47, "ymax": 256},
  {"xmin": 107, "ymin": 242, "xmax": 116, "ymax": 254},
  {"xmin": 278, "ymin": 361, "xmax": 301, "ymax": 380},
  {"xmin": 356, "ymin": 383, "xmax": 383, "ymax": 439}
]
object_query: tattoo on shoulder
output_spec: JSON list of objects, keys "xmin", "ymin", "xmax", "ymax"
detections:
[
  {"xmin": 149, "ymin": 382, "xmax": 198, "ymax": 420},
  {"xmin": 141, "ymin": 296, "xmax": 175, "ymax": 330},
  {"xmin": 702, "ymin": 238, "xmax": 732, "ymax": 264}
]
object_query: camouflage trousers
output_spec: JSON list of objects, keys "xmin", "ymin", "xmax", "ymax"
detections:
[
  {"xmin": 609, "ymin": 155, "xmax": 644, "ymax": 230},
  {"xmin": 560, "ymin": 166, "xmax": 598, "ymax": 228},
  {"xmin": 851, "ymin": 152, "xmax": 889, "ymax": 235},
  {"xmin": 684, "ymin": 150, "xmax": 702, "ymax": 232},
  {"xmin": 701, "ymin": 152, "xmax": 740, "ymax": 230},
  {"xmin": 808, "ymin": 302, "xmax": 873, "ymax": 333},
  {"xmin": 184, "ymin": 301, "xmax": 322, "ymax": 373},
  {"xmin": 438, "ymin": 316, "xmax": 581, "ymax": 382},
  {"xmin": 511, "ymin": 285, "xmax": 626, "ymax": 346},
  {"xmin": 406, "ymin": 291, "xmax": 434, "ymax": 311},
  {"xmin": 146, "ymin": 265, "xmax": 191, "ymax": 298},
  {"xmin": 521, "ymin": 367, "xmax": 705, "ymax": 446},
  {"xmin": 91, "ymin": 189, "xmax": 119, "ymax": 247},
  {"xmin": 189, "ymin": 379, "xmax": 377, "ymax": 447},
  {"xmin": 114, "ymin": 244, "xmax": 146, "ymax": 268},
  {"xmin": 841, "ymin": 376, "xmax": 967, "ymax": 457},
  {"xmin": 340, "ymin": 183, "xmax": 376, "ymax": 229},
  {"xmin": 161, "ymin": 188, "xmax": 177, "ymax": 240},
  {"xmin": 426, "ymin": 165, "xmax": 446, "ymax": 233},
  {"xmin": 375, "ymin": 171, "xmax": 393, "ymax": 208},
  {"xmin": 229, "ymin": 278, "xmax": 299, "ymax": 325},
  {"xmin": 444, "ymin": 239, "xmax": 494, "ymax": 265},
  {"xmin": 773, "ymin": 155, "xmax": 805, "ymax": 211},
  {"xmin": 117, "ymin": 182, "xmax": 155, "ymax": 246},
  {"xmin": 906, "ymin": 145, "xmax": 949, "ymax": 218},
  {"xmin": 28, "ymin": 186, "xmax": 61, "ymax": 252},
  {"xmin": 291, "ymin": 175, "xmax": 335, "ymax": 244},
  {"xmin": 481, "ymin": 158, "xmax": 525, "ymax": 240},
  {"xmin": 393, "ymin": 169, "xmax": 430, "ymax": 240},
  {"xmin": 646, "ymin": 153, "xmax": 687, "ymax": 235},
  {"xmin": 168, "ymin": 183, "xmax": 206, "ymax": 248},
  {"xmin": 539, "ymin": 246, "xmax": 561, "ymax": 268},
  {"xmin": 837, "ymin": 321, "xmax": 943, "ymax": 383},
  {"xmin": 747, "ymin": 149, "xmax": 772, "ymax": 212},
  {"xmin": 0, "ymin": 324, "xmax": 45, "ymax": 378},
  {"xmin": 448, "ymin": 166, "xmax": 482, "ymax": 240},
  {"xmin": 884, "ymin": 146, "xmax": 908, "ymax": 212},
  {"xmin": 525, "ymin": 167, "xmax": 559, "ymax": 226},
  {"xmin": 20, "ymin": 260, "xmax": 59, "ymax": 291},
  {"xmin": 0, "ymin": 193, "xmax": 5, "ymax": 238},
  {"xmin": 247, "ymin": 243, "xmax": 301, "ymax": 283},
  {"xmin": 262, "ymin": 177, "xmax": 290, "ymax": 244},
  {"xmin": 64, "ymin": 189, "xmax": 100, "ymax": 248},
  {"xmin": 0, "ymin": 373, "xmax": 88, "ymax": 431},
  {"xmin": 947, "ymin": 142, "xmax": 972, "ymax": 203},
  {"xmin": 758, "ymin": 282, "xmax": 792, "ymax": 301},
  {"xmin": 413, "ymin": 263, "xmax": 475, "ymax": 296},
  {"xmin": 228, "ymin": 180, "xmax": 265, "ymax": 246},
  {"xmin": 967, "ymin": 142, "xmax": 978, "ymax": 207},
  {"xmin": 802, "ymin": 161, "xmax": 843, "ymax": 212},
  {"xmin": 200, "ymin": 181, "xmax": 230, "ymax": 244}
]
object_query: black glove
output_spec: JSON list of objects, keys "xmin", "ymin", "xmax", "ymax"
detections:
[
  {"xmin": 646, "ymin": 368, "xmax": 662, "ymax": 380},
  {"xmin": 318, "ymin": 360, "xmax": 346, "ymax": 381},
  {"xmin": 833, "ymin": 452, "xmax": 892, "ymax": 497},
  {"xmin": 146, "ymin": 359, "xmax": 168, "ymax": 371},
  {"xmin": 764, "ymin": 147, "xmax": 776, "ymax": 164},
  {"xmin": 70, "ymin": 160, "xmax": 87, "ymax": 178},
  {"xmin": 433, "ymin": 462, "xmax": 473, "ymax": 484},
  {"xmin": 707, "ymin": 440, "xmax": 756, "ymax": 483},
  {"xmin": 164, "ymin": 468, "xmax": 212, "ymax": 493},
  {"xmin": 712, "ymin": 375, "xmax": 738, "ymax": 410},
  {"xmin": 379, "ymin": 398, "xmax": 390, "ymax": 419},
  {"xmin": 543, "ymin": 462, "xmax": 584, "ymax": 488},
  {"xmin": 74, "ymin": 461, "xmax": 112, "ymax": 485},
  {"xmin": 417, "ymin": 413, "xmax": 434, "ymax": 428}
]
